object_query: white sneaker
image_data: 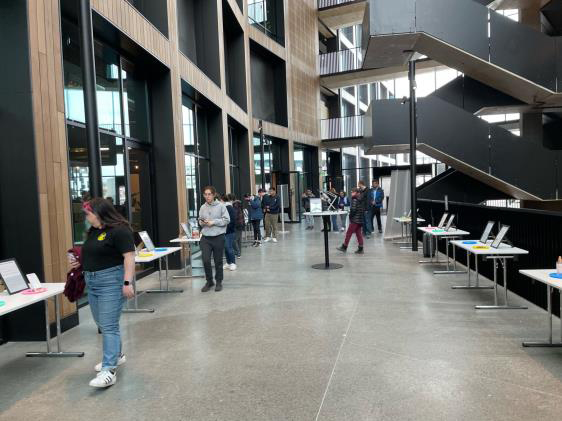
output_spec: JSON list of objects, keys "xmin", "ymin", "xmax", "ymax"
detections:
[
  {"xmin": 229, "ymin": 263, "xmax": 237, "ymax": 271},
  {"xmin": 272, "ymin": 238, "xmax": 278, "ymax": 243},
  {"xmin": 95, "ymin": 354, "xmax": 126, "ymax": 372},
  {"xmin": 264, "ymin": 237, "xmax": 271, "ymax": 243},
  {"xmin": 89, "ymin": 370, "xmax": 116, "ymax": 388},
  {"xmin": 223, "ymin": 263, "xmax": 230, "ymax": 269}
]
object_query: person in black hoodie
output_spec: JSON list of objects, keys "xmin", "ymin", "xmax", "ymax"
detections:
[
  {"xmin": 358, "ymin": 180, "xmax": 372, "ymax": 238},
  {"xmin": 337, "ymin": 188, "xmax": 364, "ymax": 254},
  {"xmin": 222, "ymin": 194, "xmax": 237, "ymax": 271}
]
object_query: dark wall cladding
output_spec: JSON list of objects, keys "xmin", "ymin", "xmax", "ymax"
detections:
[
  {"xmin": 416, "ymin": 0, "xmax": 489, "ymax": 61},
  {"xmin": 250, "ymin": 44, "xmax": 288, "ymax": 126},
  {"xmin": 177, "ymin": 0, "xmax": 221, "ymax": 87},
  {"xmin": 223, "ymin": 0, "xmax": 247, "ymax": 111},
  {"xmin": 129, "ymin": 0, "xmax": 169, "ymax": 37},
  {"xmin": 418, "ymin": 96, "xmax": 491, "ymax": 174},
  {"xmin": 418, "ymin": 199, "xmax": 562, "ymax": 318},
  {"xmin": 370, "ymin": 0, "xmax": 414, "ymax": 35},
  {"xmin": 490, "ymin": 12, "xmax": 557, "ymax": 91},
  {"xmin": 368, "ymin": 99, "xmax": 409, "ymax": 145}
]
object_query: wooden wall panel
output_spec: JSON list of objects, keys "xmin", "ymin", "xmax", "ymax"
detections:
[{"xmin": 27, "ymin": 0, "xmax": 76, "ymax": 321}]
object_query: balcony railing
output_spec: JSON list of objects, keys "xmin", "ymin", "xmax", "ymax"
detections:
[
  {"xmin": 321, "ymin": 115, "xmax": 364, "ymax": 140},
  {"xmin": 319, "ymin": 47, "xmax": 363, "ymax": 76},
  {"xmin": 318, "ymin": 0, "xmax": 356, "ymax": 9}
]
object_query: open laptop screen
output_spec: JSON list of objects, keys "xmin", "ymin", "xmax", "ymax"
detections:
[{"xmin": 437, "ymin": 213, "xmax": 448, "ymax": 228}]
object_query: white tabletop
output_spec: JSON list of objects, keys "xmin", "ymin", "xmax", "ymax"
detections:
[
  {"xmin": 450, "ymin": 239, "xmax": 528, "ymax": 255},
  {"xmin": 303, "ymin": 211, "xmax": 348, "ymax": 216},
  {"xmin": 170, "ymin": 237, "xmax": 201, "ymax": 243},
  {"xmin": 519, "ymin": 269, "xmax": 562, "ymax": 290},
  {"xmin": 393, "ymin": 217, "xmax": 425, "ymax": 223},
  {"xmin": 418, "ymin": 226, "xmax": 470, "ymax": 237},
  {"xmin": 135, "ymin": 246, "xmax": 182, "ymax": 263},
  {"xmin": 0, "ymin": 283, "xmax": 65, "ymax": 317}
]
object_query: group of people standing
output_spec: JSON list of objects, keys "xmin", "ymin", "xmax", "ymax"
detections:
[{"xmin": 247, "ymin": 187, "xmax": 281, "ymax": 246}]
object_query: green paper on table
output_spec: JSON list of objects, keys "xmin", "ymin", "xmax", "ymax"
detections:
[
  {"xmin": 0, "ymin": 301, "xmax": 5, "ymax": 307},
  {"xmin": 432, "ymin": 229, "xmax": 445, "ymax": 233}
]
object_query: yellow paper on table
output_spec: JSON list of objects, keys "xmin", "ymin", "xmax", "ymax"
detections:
[
  {"xmin": 472, "ymin": 245, "xmax": 490, "ymax": 250},
  {"xmin": 138, "ymin": 251, "xmax": 154, "ymax": 257}
]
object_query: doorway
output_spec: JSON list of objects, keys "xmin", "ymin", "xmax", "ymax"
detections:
[{"xmin": 126, "ymin": 142, "xmax": 154, "ymax": 235}]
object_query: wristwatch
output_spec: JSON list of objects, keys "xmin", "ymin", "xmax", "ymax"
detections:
[{"xmin": 123, "ymin": 280, "xmax": 131, "ymax": 286}]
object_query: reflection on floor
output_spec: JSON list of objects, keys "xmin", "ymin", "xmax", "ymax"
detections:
[{"xmin": 2, "ymin": 223, "xmax": 562, "ymax": 421}]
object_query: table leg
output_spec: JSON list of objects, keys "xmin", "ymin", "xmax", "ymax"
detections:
[
  {"xmin": 148, "ymin": 254, "xmax": 184, "ymax": 293},
  {"xmin": 435, "ymin": 239, "xmax": 468, "ymax": 274},
  {"xmin": 27, "ymin": 296, "xmax": 85, "ymax": 357},
  {"xmin": 123, "ymin": 272, "xmax": 155, "ymax": 313},
  {"xmin": 174, "ymin": 243, "xmax": 204, "ymax": 279},
  {"xmin": 523, "ymin": 285, "xmax": 562, "ymax": 347},
  {"xmin": 312, "ymin": 216, "xmax": 343, "ymax": 270},
  {"xmin": 475, "ymin": 257, "xmax": 527, "ymax": 310},
  {"xmin": 453, "ymin": 250, "xmax": 492, "ymax": 289}
]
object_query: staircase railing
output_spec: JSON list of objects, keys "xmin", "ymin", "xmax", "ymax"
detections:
[
  {"xmin": 319, "ymin": 47, "xmax": 363, "ymax": 75},
  {"xmin": 321, "ymin": 115, "xmax": 364, "ymax": 140}
]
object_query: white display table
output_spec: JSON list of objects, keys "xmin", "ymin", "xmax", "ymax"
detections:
[
  {"xmin": 170, "ymin": 237, "xmax": 203, "ymax": 279},
  {"xmin": 392, "ymin": 216, "xmax": 425, "ymax": 248},
  {"xmin": 520, "ymin": 269, "xmax": 562, "ymax": 347},
  {"xmin": 450, "ymin": 240, "xmax": 528, "ymax": 310},
  {"xmin": 417, "ymin": 226, "xmax": 470, "ymax": 274},
  {"xmin": 304, "ymin": 211, "xmax": 348, "ymax": 270},
  {"xmin": 125, "ymin": 246, "xmax": 182, "ymax": 313},
  {"xmin": 0, "ymin": 282, "xmax": 84, "ymax": 358}
]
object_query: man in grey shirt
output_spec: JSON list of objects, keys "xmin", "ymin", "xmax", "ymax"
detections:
[{"xmin": 198, "ymin": 186, "xmax": 230, "ymax": 292}]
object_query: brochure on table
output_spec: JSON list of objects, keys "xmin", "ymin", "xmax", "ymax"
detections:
[
  {"xmin": 437, "ymin": 213, "xmax": 448, "ymax": 228},
  {"xmin": 309, "ymin": 198, "xmax": 322, "ymax": 213},
  {"xmin": 479, "ymin": 221, "xmax": 495, "ymax": 244},
  {"xmin": 139, "ymin": 231, "xmax": 156, "ymax": 251},
  {"xmin": 0, "ymin": 259, "xmax": 29, "ymax": 295},
  {"xmin": 491, "ymin": 225, "xmax": 510, "ymax": 248}
]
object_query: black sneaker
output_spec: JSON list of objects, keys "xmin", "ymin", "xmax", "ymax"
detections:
[
  {"xmin": 201, "ymin": 282, "xmax": 215, "ymax": 292},
  {"xmin": 337, "ymin": 245, "xmax": 347, "ymax": 252},
  {"xmin": 355, "ymin": 247, "xmax": 364, "ymax": 254},
  {"xmin": 215, "ymin": 283, "xmax": 223, "ymax": 292}
]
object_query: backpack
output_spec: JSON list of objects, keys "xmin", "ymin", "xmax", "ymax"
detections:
[{"xmin": 234, "ymin": 201, "xmax": 245, "ymax": 228}]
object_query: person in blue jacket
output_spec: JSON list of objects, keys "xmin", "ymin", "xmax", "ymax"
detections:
[
  {"xmin": 370, "ymin": 179, "xmax": 385, "ymax": 234},
  {"xmin": 262, "ymin": 187, "xmax": 281, "ymax": 243},
  {"xmin": 249, "ymin": 189, "xmax": 265, "ymax": 247}
]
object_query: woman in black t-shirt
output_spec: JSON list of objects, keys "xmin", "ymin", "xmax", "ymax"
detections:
[{"xmin": 69, "ymin": 198, "xmax": 135, "ymax": 388}]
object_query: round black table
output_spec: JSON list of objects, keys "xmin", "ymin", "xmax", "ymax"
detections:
[{"xmin": 305, "ymin": 211, "xmax": 347, "ymax": 270}]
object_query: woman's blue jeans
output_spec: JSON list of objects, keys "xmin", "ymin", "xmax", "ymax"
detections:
[
  {"xmin": 225, "ymin": 232, "xmax": 236, "ymax": 264},
  {"xmin": 84, "ymin": 265, "xmax": 125, "ymax": 372}
]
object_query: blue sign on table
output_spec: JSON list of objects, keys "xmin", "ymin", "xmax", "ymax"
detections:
[
  {"xmin": 154, "ymin": 248, "xmax": 168, "ymax": 252},
  {"xmin": 463, "ymin": 241, "xmax": 478, "ymax": 244},
  {"xmin": 549, "ymin": 273, "xmax": 562, "ymax": 279}
]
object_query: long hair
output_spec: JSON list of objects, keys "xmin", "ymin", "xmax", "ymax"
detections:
[{"xmin": 85, "ymin": 198, "xmax": 131, "ymax": 232}]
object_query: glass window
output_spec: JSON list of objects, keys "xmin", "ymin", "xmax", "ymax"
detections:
[
  {"xmin": 94, "ymin": 42, "xmax": 122, "ymax": 135},
  {"xmin": 122, "ymin": 59, "xmax": 149, "ymax": 142},
  {"xmin": 62, "ymin": 21, "xmax": 86, "ymax": 125}
]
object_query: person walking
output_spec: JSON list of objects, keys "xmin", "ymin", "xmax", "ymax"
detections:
[
  {"xmin": 358, "ymin": 180, "xmax": 372, "ymax": 238},
  {"xmin": 232, "ymin": 197, "xmax": 245, "ymax": 257},
  {"xmin": 199, "ymin": 186, "xmax": 230, "ymax": 292},
  {"xmin": 338, "ymin": 190, "xmax": 350, "ymax": 232},
  {"xmin": 262, "ymin": 187, "xmax": 280, "ymax": 243},
  {"xmin": 68, "ymin": 198, "xmax": 135, "ymax": 388},
  {"xmin": 337, "ymin": 187, "xmax": 365, "ymax": 254},
  {"xmin": 222, "ymin": 194, "xmax": 237, "ymax": 271},
  {"xmin": 302, "ymin": 189, "xmax": 315, "ymax": 230},
  {"xmin": 249, "ymin": 189, "xmax": 265, "ymax": 246},
  {"xmin": 370, "ymin": 179, "xmax": 385, "ymax": 234}
]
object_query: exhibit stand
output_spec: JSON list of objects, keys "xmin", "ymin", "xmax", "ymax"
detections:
[
  {"xmin": 450, "ymin": 240, "xmax": 528, "ymax": 310},
  {"xmin": 124, "ymin": 247, "xmax": 182, "ymax": 314},
  {"xmin": 171, "ymin": 237, "xmax": 203, "ymax": 279},
  {"xmin": 0, "ymin": 282, "xmax": 84, "ymax": 358},
  {"xmin": 520, "ymin": 269, "xmax": 562, "ymax": 347},
  {"xmin": 304, "ymin": 211, "xmax": 347, "ymax": 270}
]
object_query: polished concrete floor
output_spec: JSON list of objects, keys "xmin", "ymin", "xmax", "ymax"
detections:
[{"xmin": 2, "ymin": 221, "xmax": 562, "ymax": 420}]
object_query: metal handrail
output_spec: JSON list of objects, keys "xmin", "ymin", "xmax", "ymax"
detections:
[
  {"xmin": 319, "ymin": 47, "xmax": 363, "ymax": 75},
  {"xmin": 318, "ymin": 0, "xmax": 356, "ymax": 9},
  {"xmin": 321, "ymin": 115, "xmax": 364, "ymax": 140}
]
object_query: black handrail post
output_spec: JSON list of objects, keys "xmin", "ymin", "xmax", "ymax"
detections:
[
  {"xmin": 409, "ymin": 59, "xmax": 418, "ymax": 252},
  {"xmin": 79, "ymin": 0, "xmax": 102, "ymax": 198}
]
